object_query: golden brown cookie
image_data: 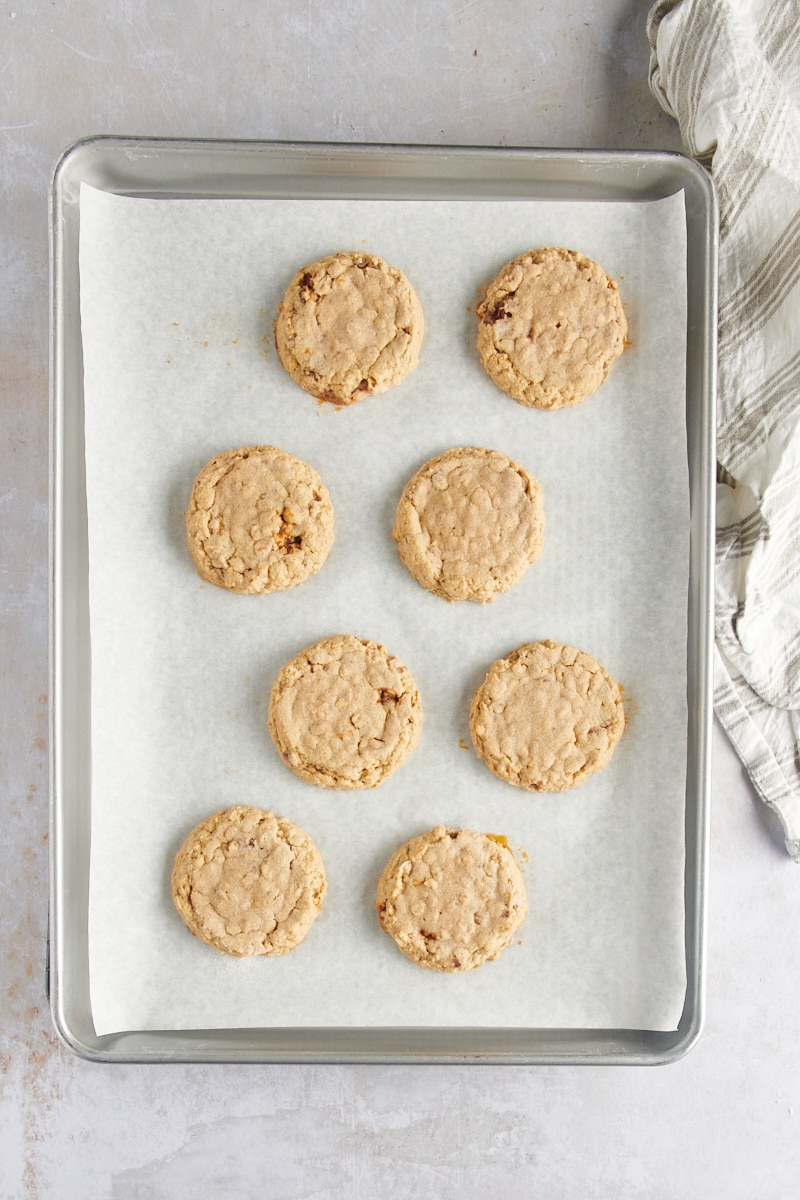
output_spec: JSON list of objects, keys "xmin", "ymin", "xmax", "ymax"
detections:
[
  {"xmin": 274, "ymin": 251, "xmax": 424, "ymax": 405},
  {"xmin": 267, "ymin": 635, "xmax": 423, "ymax": 789},
  {"xmin": 392, "ymin": 446, "xmax": 545, "ymax": 603},
  {"xmin": 470, "ymin": 640, "xmax": 626, "ymax": 792},
  {"xmin": 171, "ymin": 806, "xmax": 326, "ymax": 957},
  {"xmin": 376, "ymin": 825, "xmax": 528, "ymax": 972},
  {"xmin": 184, "ymin": 445, "xmax": 334, "ymax": 594},
  {"xmin": 476, "ymin": 247, "xmax": 627, "ymax": 409}
]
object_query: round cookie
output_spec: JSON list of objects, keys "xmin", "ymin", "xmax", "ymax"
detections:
[
  {"xmin": 476, "ymin": 247, "xmax": 627, "ymax": 410},
  {"xmin": 171, "ymin": 806, "xmax": 326, "ymax": 957},
  {"xmin": 268, "ymin": 635, "xmax": 423, "ymax": 789},
  {"xmin": 376, "ymin": 825, "xmax": 528, "ymax": 972},
  {"xmin": 185, "ymin": 445, "xmax": 334, "ymax": 594},
  {"xmin": 393, "ymin": 446, "xmax": 545, "ymax": 603},
  {"xmin": 274, "ymin": 251, "xmax": 424, "ymax": 405},
  {"xmin": 470, "ymin": 640, "xmax": 626, "ymax": 792}
]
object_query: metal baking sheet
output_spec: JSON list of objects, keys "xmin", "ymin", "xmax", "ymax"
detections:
[{"xmin": 49, "ymin": 137, "xmax": 716, "ymax": 1063}]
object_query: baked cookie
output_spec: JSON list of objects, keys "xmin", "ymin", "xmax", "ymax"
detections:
[
  {"xmin": 268, "ymin": 635, "xmax": 423, "ymax": 789},
  {"xmin": 185, "ymin": 445, "xmax": 334, "ymax": 594},
  {"xmin": 274, "ymin": 251, "xmax": 424, "ymax": 405},
  {"xmin": 470, "ymin": 640, "xmax": 626, "ymax": 792},
  {"xmin": 376, "ymin": 825, "xmax": 528, "ymax": 972},
  {"xmin": 476, "ymin": 247, "xmax": 627, "ymax": 409},
  {"xmin": 393, "ymin": 446, "xmax": 545, "ymax": 603},
  {"xmin": 171, "ymin": 806, "xmax": 326, "ymax": 957}
]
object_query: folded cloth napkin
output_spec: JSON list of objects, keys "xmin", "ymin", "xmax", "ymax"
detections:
[{"xmin": 648, "ymin": 0, "xmax": 800, "ymax": 862}]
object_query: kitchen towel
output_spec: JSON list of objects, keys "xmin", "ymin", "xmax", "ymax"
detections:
[{"xmin": 648, "ymin": 0, "xmax": 800, "ymax": 862}]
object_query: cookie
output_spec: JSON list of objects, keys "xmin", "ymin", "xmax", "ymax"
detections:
[
  {"xmin": 470, "ymin": 640, "xmax": 626, "ymax": 792},
  {"xmin": 184, "ymin": 445, "xmax": 334, "ymax": 594},
  {"xmin": 392, "ymin": 446, "xmax": 545, "ymax": 603},
  {"xmin": 376, "ymin": 825, "xmax": 528, "ymax": 972},
  {"xmin": 476, "ymin": 247, "xmax": 627, "ymax": 409},
  {"xmin": 268, "ymin": 635, "xmax": 423, "ymax": 789},
  {"xmin": 274, "ymin": 251, "xmax": 424, "ymax": 405},
  {"xmin": 171, "ymin": 806, "xmax": 326, "ymax": 957}
]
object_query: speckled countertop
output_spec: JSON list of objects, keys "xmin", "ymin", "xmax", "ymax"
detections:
[{"xmin": 2, "ymin": 3, "xmax": 799, "ymax": 1197}]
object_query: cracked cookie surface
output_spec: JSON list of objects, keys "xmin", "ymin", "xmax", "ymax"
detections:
[
  {"xmin": 274, "ymin": 251, "xmax": 424, "ymax": 405},
  {"xmin": 376, "ymin": 825, "xmax": 528, "ymax": 972},
  {"xmin": 393, "ymin": 446, "xmax": 545, "ymax": 603},
  {"xmin": 268, "ymin": 635, "xmax": 423, "ymax": 789},
  {"xmin": 476, "ymin": 247, "xmax": 627, "ymax": 409},
  {"xmin": 470, "ymin": 640, "xmax": 626, "ymax": 792},
  {"xmin": 184, "ymin": 445, "xmax": 334, "ymax": 594},
  {"xmin": 171, "ymin": 806, "xmax": 326, "ymax": 957}
]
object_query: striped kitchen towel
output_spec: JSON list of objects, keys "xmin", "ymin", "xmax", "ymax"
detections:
[{"xmin": 648, "ymin": 0, "xmax": 800, "ymax": 862}]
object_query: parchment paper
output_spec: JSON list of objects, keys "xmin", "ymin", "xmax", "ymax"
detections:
[{"xmin": 80, "ymin": 182, "xmax": 689, "ymax": 1035}]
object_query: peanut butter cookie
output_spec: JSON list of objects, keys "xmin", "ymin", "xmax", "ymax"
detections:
[
  {"xmin": 184, "ymin": 445, "xmax": 334, "ymax": 594},
  {"xmin": 268, "ymin": 635, "xmax": 423, "ymax": 789},
  {"xmin": 274, "ymin": 251, "xmax": 424, "ymax": 405},
  {"xmin": 392, "ymin": 446, "xmax": 545, "ymax": 602},
  {"xmin": 376, "ymin": 825, "xmax": 528, "ymax": 972},
  {"xmin": 470, "ymin": 640, "xmax": 626, "ymax": 792},
  {"xmin": 171, "ymin": 806, "xmax": 326, "ymax": 957},
  {"xmin": 476, "ymin": 247, "xmax": 627, "ymax": 409}
]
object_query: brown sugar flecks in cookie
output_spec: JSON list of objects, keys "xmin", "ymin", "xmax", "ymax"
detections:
[
  {"xmin": 476, "ymin": 247, "xmax": 627, "ymax": 409},
  {"xmin": 392, "ymin": 446, "xmax": 545, "ymax": 603},
  {"xmin": 470, "ymin": 640, "xmax": 626, "ymax": 792},
  {"xmin": 376, "ymin": 825, "xmax": 528, "ymax": 972},
  {"xmin": 274, "ymin": 251, "xmax": 424, "ymax": 405},
  {"xmin": 184, "ymin": 445, "xmax": 334, "ymax": 594},
  {"xmin": 267, "ymin": 635, "xmax": 423, "ymax": 789},
  {"xmin": 171, "ymin": 806, "xmax": 326, "ymax": 957}
]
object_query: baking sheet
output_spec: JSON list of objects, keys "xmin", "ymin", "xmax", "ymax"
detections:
[{"xmin": 79, "ymin": 182, "xmax": 689, "ymax": 1035}]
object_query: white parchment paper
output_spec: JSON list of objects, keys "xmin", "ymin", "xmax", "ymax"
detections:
[{"xmin": 80, "ymin": 182, "xmax": 689, "ymax": 1034}]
